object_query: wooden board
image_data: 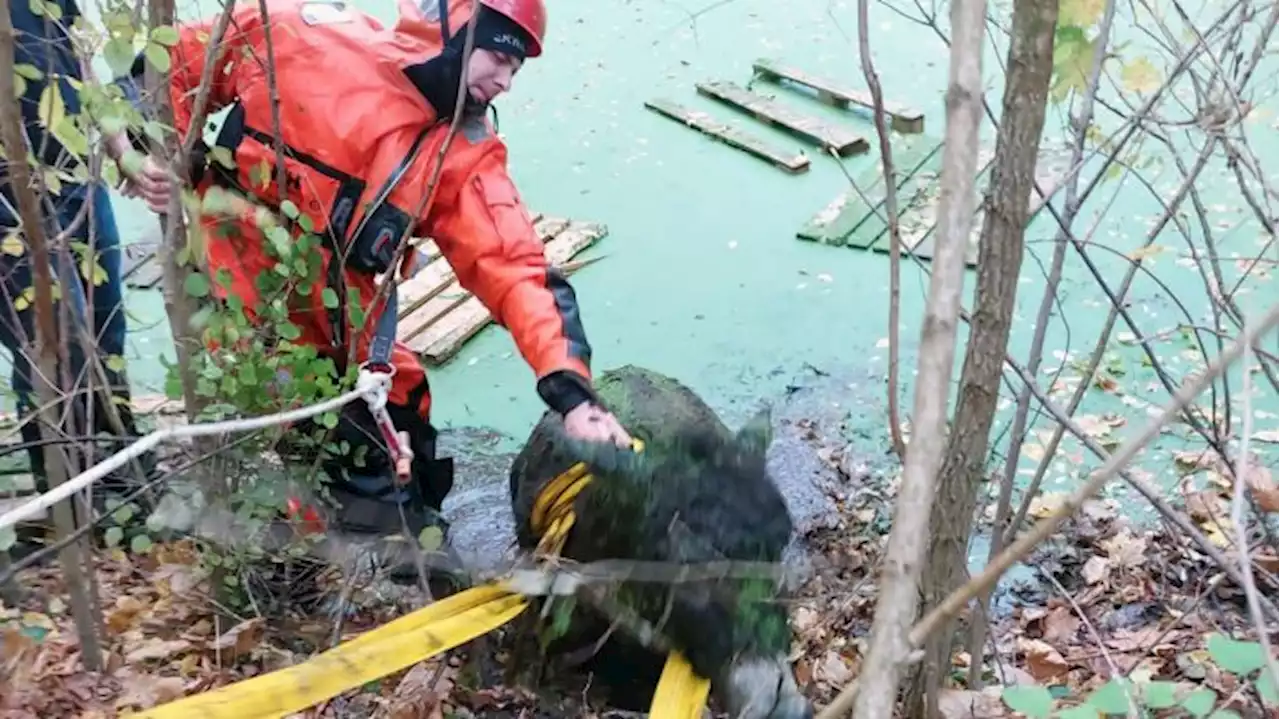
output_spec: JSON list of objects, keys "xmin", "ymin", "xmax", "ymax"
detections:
[
  {"xmin": 396, "ymin": 216, "xmax": 571, "ymax": 345},
  {"xmin": 864, "ymin": 144, "xmax": 1071, "ymax": 268},
  {"xmin": 643, "ymin": 98, "xmax": 810, "ymax": 174},
  {"xmin": 752, "ymin": 58, "xmax": 925, "ymax": 134},
  {"xmin": 694, "ymin": 81, "xmax": 868, "ymax": 157},
  {"xmin": 409, "ymin": 221, "xmax": 607, "ymax": 365},
  {"xmin": 122, "ymin": 241, "xmax": 163, "ymax": 289},
  {"xmin": 795, "ymin": 135, "xmax": 942, "ymax": 246}
]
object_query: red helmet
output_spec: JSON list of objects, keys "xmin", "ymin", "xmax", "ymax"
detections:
[{"xmin": 481, "ymin": 0, "xmax": 546, "ymax": 57}]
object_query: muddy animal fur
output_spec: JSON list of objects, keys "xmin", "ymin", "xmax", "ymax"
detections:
[{"xmin": 508, "ymin": 365, "xmax": 812, "ymax": 718}]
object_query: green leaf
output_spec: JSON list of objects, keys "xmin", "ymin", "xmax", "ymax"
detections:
[
  {"xmin": 104, "ymin": 526, "xmax": 124, "ymax": 547},
  {"xmin": 1058, "ymin": 0, "xmax": 1104, "ymax": 26},
  {"xmin": 0, "ymin": 525, "xmax": 16, "ymax": 552},
  {"xmin": 184, "ymin": 272, "xmax": 210, "ymax": 298},
  {"xmin": 277, "ymin": 322, "xmax": 301, "ymax": 340},
  {"xmin": 1256, "ymin": 671, "xmax": 1279, "ymax": 706},
  {"xmin": 111, "ymin": 503, "xmax": 135, "ymax": 525},
  {"xmin": 281, "ymin": 199, "xmax": 299, "ymax": 219},
  {"xmin": 14, "ymin": 63, "xmax": 43, "ymax": 81},
  {"xmin": 1207, "ymin": 634, "xmax": 1267, "ymax": 675},
  {"xmin": 1182, "ymin": 688, "xmax": 1217, "ymax": 717},
  {"xmin": 150, "ymin": 25, "xmax": 180, "ymax": 46},
  {"xmin": 209, "ymin": 145, "xmax": 237, "ymax": 170},
  {"xmin": 418, "ymin": 526, "xmax": 444, "ymax": 552},
  {"xmin": 1002, "ymin": 685, "xmax": 1055, "ymax": 718},
  {"xmin": 322, "ymin": 287, "xmax": 339, "ymax": 309},
  {"xmin": 143, "ymin": 42, "xmax": 171, "ymax": 73},
  {"xmin": 1142, "ymin": 680, "xmax": 1179, "ymax": 709},
  {"xmin": 1086, "ymin": 678, "xmax": 1136, "ymax": 714},
  {"xmin": 103, "ymin": 37, "xmax": 135, "ymax": 78},
  {"xmin": 1120, "ymin": 56, "xmax": 1162, "ymax": 95}
]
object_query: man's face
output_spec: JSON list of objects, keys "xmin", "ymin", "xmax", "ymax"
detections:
[{"xmin": 466, "ymin": 48, "xmax": 522, "ymax": 105}]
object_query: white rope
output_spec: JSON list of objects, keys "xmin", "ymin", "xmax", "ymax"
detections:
[{"xmin": 0, "ymin": 370, "xmax": 393, "ymax": 531}]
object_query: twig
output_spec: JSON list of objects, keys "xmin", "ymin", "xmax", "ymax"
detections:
[{"xmin": 855, "ymin": 0, "xmax": 907, "ymax": 461}]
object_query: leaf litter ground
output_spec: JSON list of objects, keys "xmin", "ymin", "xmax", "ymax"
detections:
[{"xmin": 1, "ymin": 414, "xmax": 1276, "ymax": 718}]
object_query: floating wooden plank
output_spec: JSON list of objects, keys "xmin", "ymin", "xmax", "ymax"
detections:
[
  {"xmin": 122, "ymin": 241, "xmax": 163, "ymax": 289},
  {"xmin": 795, "ymin": 136, "xmax": 942, "ymax": 246},
  {"xmin": 870, "ymin": 142, "xmax": 1070, "ymax": 268},
  {"xmin": 410, "ymin": 221, "xmax": 607, "ymax": 364},
  {"xmin": 396, "ymin": 216, "xmax": 570, "ymax": 345},
  {"xmin": 752, "ymin": 58, "xmax": 925, "ymax": 134},
  {"xmin": 694, "ymin": 81, "xmax": 868, "ymax": 157},
  {"xmin": 643, "ymin": 98, "xmax": 810, "ymax": 174},
  {"xmin": 866, "ymin": 152, "xmax": 995, "ymax": 268}
]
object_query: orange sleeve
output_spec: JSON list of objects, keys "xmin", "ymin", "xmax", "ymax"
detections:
[
  {"xmin": 165, "ymin": 8, "xmax": 259, "ymax": 139},
  {"xmin": 424, "ymin": 142, "xmax": 597, "ymax": 413}
]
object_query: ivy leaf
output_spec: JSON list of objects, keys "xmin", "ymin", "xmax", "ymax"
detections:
[
  {"xmin": 1120, "ymin": 56, "xmax": 1162, "ymax": 95},
  {"xmin": 1182, "ymin": 688, "xmax": 1217, "ymax": 717},
  {"xmin": 143, "ymin": 42, "xmax": 171, "ymax": 73},
  {"xmin": 1207, "ymin": 634, "xmax": 1267, "ymax": 675},
  {"xmin": 1142, "ymin": 680, "xmax": 1179, "ymax": 709},
  {"xmin": 1086, "ymin": 678, "xmax": 1137, "ymax": 714},
  {"xmin": 1001, "ymin": 685, "xmax": 1055, "ymax": 718},
  {"xmin": 103, "ymin": 37, "xmax": 135, "ymax": 78},
  {"xmin": 184, "ymin": 272, "xmax": 211, "ymax": 298},
  {"xmin": 1256, "ymin": 671, "xmax": 1279, "ymax": 706},
  {"xmin": 130, "ymin": 534, "xmax": 154, "ymax": 554}
]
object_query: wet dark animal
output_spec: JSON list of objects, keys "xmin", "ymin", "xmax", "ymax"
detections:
[{"xmin": 509, "ymin": 365, "xmax": 812, "ymax": 719}]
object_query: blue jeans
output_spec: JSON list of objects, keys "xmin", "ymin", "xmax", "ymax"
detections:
[{"xmin": 1, "ymin": 183, "xmax": 138, "ymax": 488}]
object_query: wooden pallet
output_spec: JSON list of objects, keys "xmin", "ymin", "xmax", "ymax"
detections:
[
  {"xmin": 695, "ymin": 80, "xmax": 868, "ymax": 157},
  {"xmin": 644, "ymin": 97, "xmax": 810, "ymax": 174},
  {"xmin": 751, "ymin": 58, "xmax": 925, "ymax": 135},
  {"xmin": 396, "ymin": 215, "xmax": 607, "ymax": 366},
  {"xmin": 796, "ymin": 135, "xmax": 943, "ymax": 246}
]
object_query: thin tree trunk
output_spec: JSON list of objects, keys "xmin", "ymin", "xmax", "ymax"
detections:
[
  {"xmin": 855, "ymin": 0, "xmax": 908, "ymax": 461},
  {"xmin": 905, "ymin": 0, "xmax": 1059, "ymax": 714},
  {"xmin": 0, "ymin": 1, "xmax": 103, "ymax": 669},
  {"xmin": 845, "ymin": 0, "xmax": 988, "ymax": 715}
]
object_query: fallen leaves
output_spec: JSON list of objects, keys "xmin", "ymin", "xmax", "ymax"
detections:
[{"xmin": 1018, "ymin": 638, "xmax": 1072, "ymax": 682}]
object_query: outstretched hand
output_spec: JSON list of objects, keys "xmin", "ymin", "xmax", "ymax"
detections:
[{"xmin": 563, "ymin": 403, "xmax": 632, "ymax": 448}]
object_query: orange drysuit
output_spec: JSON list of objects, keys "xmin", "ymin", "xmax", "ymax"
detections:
[{"xmin": 157, "ymin": 0, "xmax": 596, "ymax": 431}]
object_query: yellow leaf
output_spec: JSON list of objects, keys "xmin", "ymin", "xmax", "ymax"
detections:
[
  {"xmin": 1121, "ymin": 57, "xmax": 1162, "ymax": 95},
  {"xmin": 1, "ymin": 231, "xmax": 25, "ymax": 257},
  {"xmin": 37, "ymin": 83, "xmax": 66, "ymax": 135},
  {"xmin": 1059, "ymin": 0, "xmax": 1105, "ymax": 26},
  {"xmin": 1127, "ymin": 244, "xmax": 1166, "ymax": 261},
  {"xmin": 14, "ymin": 287, "xmax": 34, "ymax": 312}
]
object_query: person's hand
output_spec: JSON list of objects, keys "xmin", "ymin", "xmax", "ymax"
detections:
[
  {"xmin": 563, "ymin": 403, "xmax": 633, "ymax": 448},
  {"xmin": 119, "ymin": 154, "xmax": 173, "ymax": 215}
]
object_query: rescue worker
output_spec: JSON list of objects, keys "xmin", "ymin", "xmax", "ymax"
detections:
[{"xmin": 111, "ymin": 0, "xmax": 632, "ymax": 581}]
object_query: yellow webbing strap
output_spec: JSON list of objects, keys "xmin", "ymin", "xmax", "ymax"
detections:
[
  {"xmin": 134, "ymin": 585, "xmax": 528, "ymax": 719},
  {"xmin": 137, "ymin": 436, "xmax": 709, "ymax": 718},
  {"xmin": 652, "ymin": 652, "xmax": 714, "ymax": 719}
]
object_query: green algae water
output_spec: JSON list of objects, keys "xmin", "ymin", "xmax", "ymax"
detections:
[{"xmin": 3, "ymin": 0, "xmax": 1276, "ymax": 512}]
